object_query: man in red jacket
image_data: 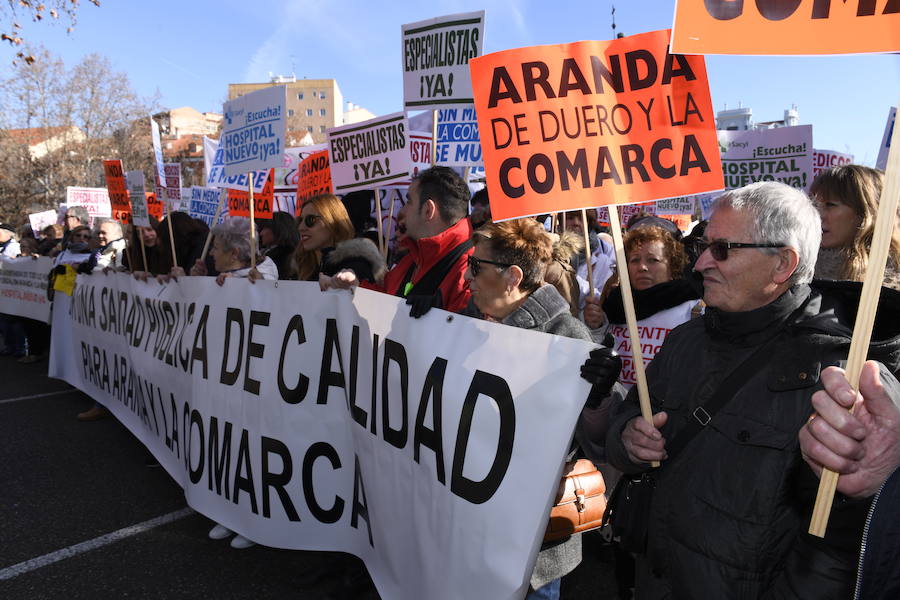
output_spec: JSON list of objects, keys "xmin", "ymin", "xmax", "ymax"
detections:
[{"xmin": 329, "ymin": 166, "xmax": 475, "ymax": 317}]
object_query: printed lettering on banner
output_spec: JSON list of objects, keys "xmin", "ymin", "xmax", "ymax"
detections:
[
  {"xmin": 654, "ymin": 196, "xmax": 695, "ymax": 215},
  {"xmin": 49, "ymin": 276, "xmax": 594, "ymax": 600},
  {"xmin": 150, "ymin": 118, "xmax": 166, "ymax": 182},
  {"xmin": 227, "ymin": 169, "xmax": 274, "ymax": 218},
  {"xmin": 718, "ymin": 125, "xmax": 813, "ymax": 191},
  {"xmin": 402, "ymin": 11, "xmax": 485, "ymax": 111},
  {"xmin": 296, "ymin": 150, "xmax": 333, "ymax": 208},
  {"xmin": 189, "ymin": 187, "xmax": 228, "ymax": 227},
  {"xmin": 812, "ymin": 149, "xmax": 854, "ymax": 179},
  {"xmin": 204, "ymin": 135, "xmax": 270, "ymax": 192},
  {"xmin": 470, "ymin": 29, "xmax": 724, "ymax": 221},
  {"xmin": 66, "ymin": 187, "xmax": 112, "ymax": 221},
  {"xmin": 383, "ymin": 131, "xmax": 433, "ymax": 189},
  {"xmin": 147, "ymin": 192, "xmax": 164, "ymax": 220},
  {"xmin": 328, "ymin": 112, "xmax": 411, "ymax": 193},
  {"xmin": 125, "ymin": 170, "xmax": 151, "ymax": 228},
  {"xmin": 671, "ymin": 0, "xmax": 900, "ymax": 55},
  {"xmin": 876, "ymin": 107, "xmax": 896, "ymax": 171},
  {"xmin": 221, "ymin": 85, "xmax": 286, "ymax": 177},
  {"xmin": 435, "ymin": 105, "xmax": 483, "ymax": 166},
  {"xmin": 29, "ymin": 209, "xmax": 58, "ymax": 235},
  {"xmin": 0, "ymin": 256, "xmax": 53, "ymax": 322},
  {"xmin": 102, "ymin": 159, "xmax": 131, "ymax": 223}
]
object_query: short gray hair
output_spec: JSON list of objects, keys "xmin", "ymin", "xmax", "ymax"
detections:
[
  {"xmin": 711, "ymin": 182, "xmax": 821, "ymax": 285},
  {"xmin": 93, "ymin": 218, "xmax": 123, "ymax": 239},
  {"xmin": 212, "ymin": 217, "xmax": 253, "ymax": 265}
]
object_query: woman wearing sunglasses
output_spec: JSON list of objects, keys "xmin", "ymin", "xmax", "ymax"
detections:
[
  {"xmin": 810, "ymin": 165, "xmax": 900, "ymax": 290},
  {"xmin": 584, "ymin": 224, "xmax": 701, "ymax": 391},
  {"xmin": 463, "ymin": 218, "xmax": 597, "ymax": 600},
  {"xmin": 293, "ymin": 194, "xmax": 385, "ymax": 286}
]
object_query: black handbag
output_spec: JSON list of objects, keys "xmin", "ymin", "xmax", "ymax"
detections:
[{"xmin": 602, "ymin": 332, "xmax": 783, "ymax": 554}]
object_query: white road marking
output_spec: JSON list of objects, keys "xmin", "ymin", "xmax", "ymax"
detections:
[
  {"xmin": 0, "ymin": 508, "xmax": 195, "ymax": 580},
  {"xmin": 0, "ymin": 389, "xmax": 74, "ymax": 405}
]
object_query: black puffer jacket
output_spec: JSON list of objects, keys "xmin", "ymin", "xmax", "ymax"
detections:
[
  {"xmin": 857, "ymin": 467, "xmax": 900, "ymax": 600},
  {"xmin": 605, "ymin": 282, "xmax": 900, "ymax": 599}
]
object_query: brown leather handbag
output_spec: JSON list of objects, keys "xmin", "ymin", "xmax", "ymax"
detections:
[{"xmin": 543, "ymin": 459, "xmax": 607, "ymax": 542}]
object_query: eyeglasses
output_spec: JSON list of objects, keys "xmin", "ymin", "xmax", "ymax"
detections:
[
  {"xmin": 301, "ymin": 214, "xmax": 324, "ymax": 228},
  {"xmin": 467, "ymin": 255, "xmax": 514, "ymax": 276},
  {"xmin": 697, "ymin": 240, "xmax": 785, "ymax": 261}
]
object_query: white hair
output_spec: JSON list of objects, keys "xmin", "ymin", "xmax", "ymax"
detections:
[
  {"xmin": 711, "ymin": 182, "xmax": 821, "ymax": 285},
  {"xmin": 92, "ymin": 218, "xmax": 123, "ymax": 239},
  {"xmin": 212, "ymin": 217, "xmax": 253, "ymax": 265}
]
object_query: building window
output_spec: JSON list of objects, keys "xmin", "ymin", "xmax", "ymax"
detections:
[
  {"xmin": 319, "ymin": 109, "xmax": 326, "ymax": 116},
  {"xmin": 288, "ymin": 109, "xmax": 294, "ymax": 116},
  {"xmin": 320, "ymin": 125, "xmax": 326, "ymax": 133},
  {"xmin": 319, "ymin": 91, "xmax": 326, "ymax": 99},
  {"xmin": 306, "ymin": 109, "xmax": 313, "ymax": 116},
  {"xmin": 307, "ymin": 126, "xmax": 314, "ymax": 132},
  {"xmin": 297, "ymin": 92, "xmax": 304, "ymax": 100}
]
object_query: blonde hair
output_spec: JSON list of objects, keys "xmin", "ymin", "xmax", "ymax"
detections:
[
  {"xmin": 811, "ymin": 165, "xmax": 900, "ymax": 281},
  {"xmin": 293, "ymin": 194, "xmax": 355, "ymax": 281}
]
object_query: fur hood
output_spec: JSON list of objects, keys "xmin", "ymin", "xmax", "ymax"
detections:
[
  {"xmin": 549, "ymin": 230, "xmax": 584, "ymax": 263},
  {"xmin": 324, "ymin": 237, "xmax": 387, "ymax": 283}
]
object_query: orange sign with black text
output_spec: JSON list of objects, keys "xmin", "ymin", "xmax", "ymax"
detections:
[
  {"xmin": 296, "ymin": 150, "xmax": 333, "ymax": 213},
  {"xmin": 228, "ymin": 169, "xmax": 275, "ymax": 219},
  {"xmin": 102, "ymin": 159, "xmax": 131, "ymax": 223},
  {"xmin": 146, "ymin": 192, "xmax": 163, "ymax": 221},
  {"xmin": 672, "ymin": 0, "xmax": 900, "ymax": 55},
  {"xmin": 469, "ymin": 30, "xmax": 723, "ymax": 222}
]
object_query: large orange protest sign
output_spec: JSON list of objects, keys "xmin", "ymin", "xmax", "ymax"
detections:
[
  {"xmin": 470, "ymin": 29, "xmax": 723, "ymax": 222},
  {"xmin": 296, "ymin": 150, "xmax": 333, "ymax": 212},
  {"xmin": 228, "ymin": 169, "xmax": 275, "ymax": 219},
  {"xmin": 672, "ymin": 0, "xmax": 900, "ymax": 55},
  {"xmin": 102, "ymin": 159, "xmax": 131, "ymax": 223}
]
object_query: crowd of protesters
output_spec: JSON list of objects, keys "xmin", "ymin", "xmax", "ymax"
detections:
[{"xmin": 2, "ymin": 163, "xmax": 900, "ymax": 599}]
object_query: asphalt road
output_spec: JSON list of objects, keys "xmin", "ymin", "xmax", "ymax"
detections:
[{"xmin": 0, "ymin": 353, "xmax": 622, "ymax": 600}]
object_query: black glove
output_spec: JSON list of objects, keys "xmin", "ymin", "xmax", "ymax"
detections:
[
  {"xmin": 580, "ymin": 347, "xmax": 622, "ymax": 409},
  {"xmin": 406, "ymin": 291, "xmax": 443, "ymax": 319}
]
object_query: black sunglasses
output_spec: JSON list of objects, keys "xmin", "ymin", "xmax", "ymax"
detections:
[
  {"xmin": 697, "ymin": 240, "xmax": 785, "ymax": 261},
  {"xmin": 467, "ymin": 255, "xmax": 514, "ymax": 276},
  {"xmin": 301, "ymin": 214, "xmax": 324, "ymax": 228}
]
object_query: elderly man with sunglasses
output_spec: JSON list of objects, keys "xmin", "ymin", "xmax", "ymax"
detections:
[{"xmin": 601, "ymin": 182, "xmax": 900, "ymax": 599}]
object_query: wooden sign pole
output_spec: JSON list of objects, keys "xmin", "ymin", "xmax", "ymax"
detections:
[
  {"xmin": 200, "ymin": 191, "xmax": 226, "ymax": 263},
  {"xmin": 139, "ymin": 234, "xmax": 148, "ymax": 272},
  {"xmin": 165, "ymin": 199, "xmax": 178, "ymax": 270},
  {"xmin": 608, "ymin": 205, "xmax": 659, "ymax": 468},
  {"xmin": 248, "ymin": 172, "xmax": 256, "ymax": 271},
  {"xmin": 375, "ymin": 188, "xmax": 385, "ymax": 256},
  {"xmin": 809, "ymin": 99, "xmax": 900, "ymax": 537},
  {"xmin": 431, "ymin": 110, "xmax": 438, "ymax": 166},
  {"xmin": 385, "ymin": 192, "xmax": 396, "ymax": 259}
]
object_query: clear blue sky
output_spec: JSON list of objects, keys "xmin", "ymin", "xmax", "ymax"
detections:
[{"xmin": 4, "ymin": 0, "xmax": 898, "ymax": 165}]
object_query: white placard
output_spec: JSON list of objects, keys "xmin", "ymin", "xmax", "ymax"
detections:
[
  {"xmin": 328, "ymin": 112, "xmax": 411, "ymax": 193},
  {"xmin": 125, "ymin": 171, "xmax": 150, "ymax": 228},
  {"xmin": 435, "ymin": 105, "xmax": 483, "ymax": 166},
  {"xmin": 876, "ymin": 106, "xmax": 896, "ymax": 171},
  {"xmin": 717, "ymin": 125, "xmax": 813, "ymax": 191},
  {"xmin": 65, "ymin": 187, "xmax": 112, "ymax": 220},
  {"xmin": 812, "ymin": 149, "xmax": 854, "ymax": 179},
  {"xmin": 221, "ymin": 85, "xmax": 287, "ymax": 177},
  {"xmin": 0, "ymin": 256, "xmax": 52, "ymax": 322},
  {"xmin": 150, "ymin": 118, "xmax": 166, "ymax": 183},
  {"xmin": 29, "ymin": 209, "xmax": 59, "ymax": 235}
]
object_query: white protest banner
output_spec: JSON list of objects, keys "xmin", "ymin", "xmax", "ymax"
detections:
[
  {"xmin": 221, "ymin": 85, "xmax": 286, "ymax": 177},
  {"xmin": 654, "ymin": 196, "xmax": 695, "ymax": 215},
  {"xmin": 384, "ymin": 131, "xmax": 433, "ymax": 189},
  {"xmin": 273, "ymin": 192, "xmax": 297, "ymax": 216},
  {"xmin": 66, "ymin": 186, "xmax": 112, "ymax": 220},
  {"xmin": 812, "ymin": 149, "xmax": 854, "ymax": 179},
  {"xmin": 49, "ymin": 276, "xmax": 594, "ymax": 600},
  {"xmin": 155, "ymin": 163, "xmax": 183, "ymax": 206},
  {"xmin": 435, "ymin": 105, "xmax": 482, "ymax": 166},
  {"xmin": 125, "ymin": 170, "xmax": 151, "ymax": 228},
  {"xmin": 29, "ymin": 209, "xmax": 59, "ymax": 235},
  {"xmin": 0, "ymin": 256, "xmax": 52, "ymax": 322},
  {"xmin": 328, "ymin": 112, "xmax": 411, "ymax": 193},
  {"xmin": 718, "ymin": 125, "xmax": 813, "ymax": 191},
  {"xmin": 204, "ymin": 136, "xmax": 269, "ymax": 192},
  {"xmin": 402, "ymin": 11, "xmax": 485, "ymax": 111},
  {"xmin": 876, "ymin": 106, "xmax": 896, "ymax": 171},
  {"xmin": 189, "ymin": 187, "xmax": 227, "ymax": 227},
  {"xmin": 150, "ymin": 117, "xmax": 167, "ymax": 183}
]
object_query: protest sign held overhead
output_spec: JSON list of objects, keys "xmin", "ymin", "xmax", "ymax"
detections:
[
  {"xmin": 296, "ymin": 150, "xmax": 333, "ymax": 207},
  {"xmin": 813, "ymin": 149, "xmax": 854, "ymax": 178},
  {"xmin": 228, "ymin": 169, "xmax": 274, "ymax": 219},
  {"xmin": 436, "ymin": 106, "xmax": 483, "ymax": 166},
  {"xmin": 204, "ymin": 135, "xmax": 270, "ymax": 191},
  {"xmin": 671, "ymin": 0, "xmax": 900, "ymax": 55},
  {"xmin": 155, "ymin": 162, "xmax": 183, "ymax": 206},
  {"xmin": 718, "ymin": 125, "xmax": 813, "ymax": 190},
  {"xmin": 221, "ymin": 85, "xmax": 286, "ymax": 177},
  {"xmin": 150, "ymin": 117, "xmax": 167, "ymax": 183},
  {"xmin": 190, "ymin": 187, "xmax": 227, "ymax": 227},
  {"xmin": 102, "ymin": 159, "xmax": 131, "ymax": 223},
  {"xmin": 146, "ymin": 192, "xmax": 163, "ymax": 220},
  {"xmin": 876, "ymin": 106, "xmax": 896, "ymax": 171},
  {"xmin": 402, "ymin": 10, "xmax": 485, "ymax": 111},
  {"xmin": 66, "ymin": 187, "xmax": 112, "ymax": 221},
  {"xmin": 470, "ymin": 29, "xmax": 723, "ymax": 221},
  {"xmin": 125, "ymin": 170, "xmax": 151, "ymax": 228},
  {"xmin": 28, "ymin": 209, "xmax": 58, "ymax": 235},
  {"xmin": 328, "ymin": 112, "xmax": 411, "ymax": 193}
]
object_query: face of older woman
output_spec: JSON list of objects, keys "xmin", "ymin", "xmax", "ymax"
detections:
[
  {"xmin": 211, "ymin": 238, "xmax": 241, "ymax": 272},
  {"xmin": 627, "ymin": 240, "xmax": 672, "ymax": 291},
  {"xmin": 463, "ymin": 244, "xmax": 520, "ymax": 320},
  {"xmin": 298, "ymin": 204, "xmax": 334, "ymax": 251}
]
